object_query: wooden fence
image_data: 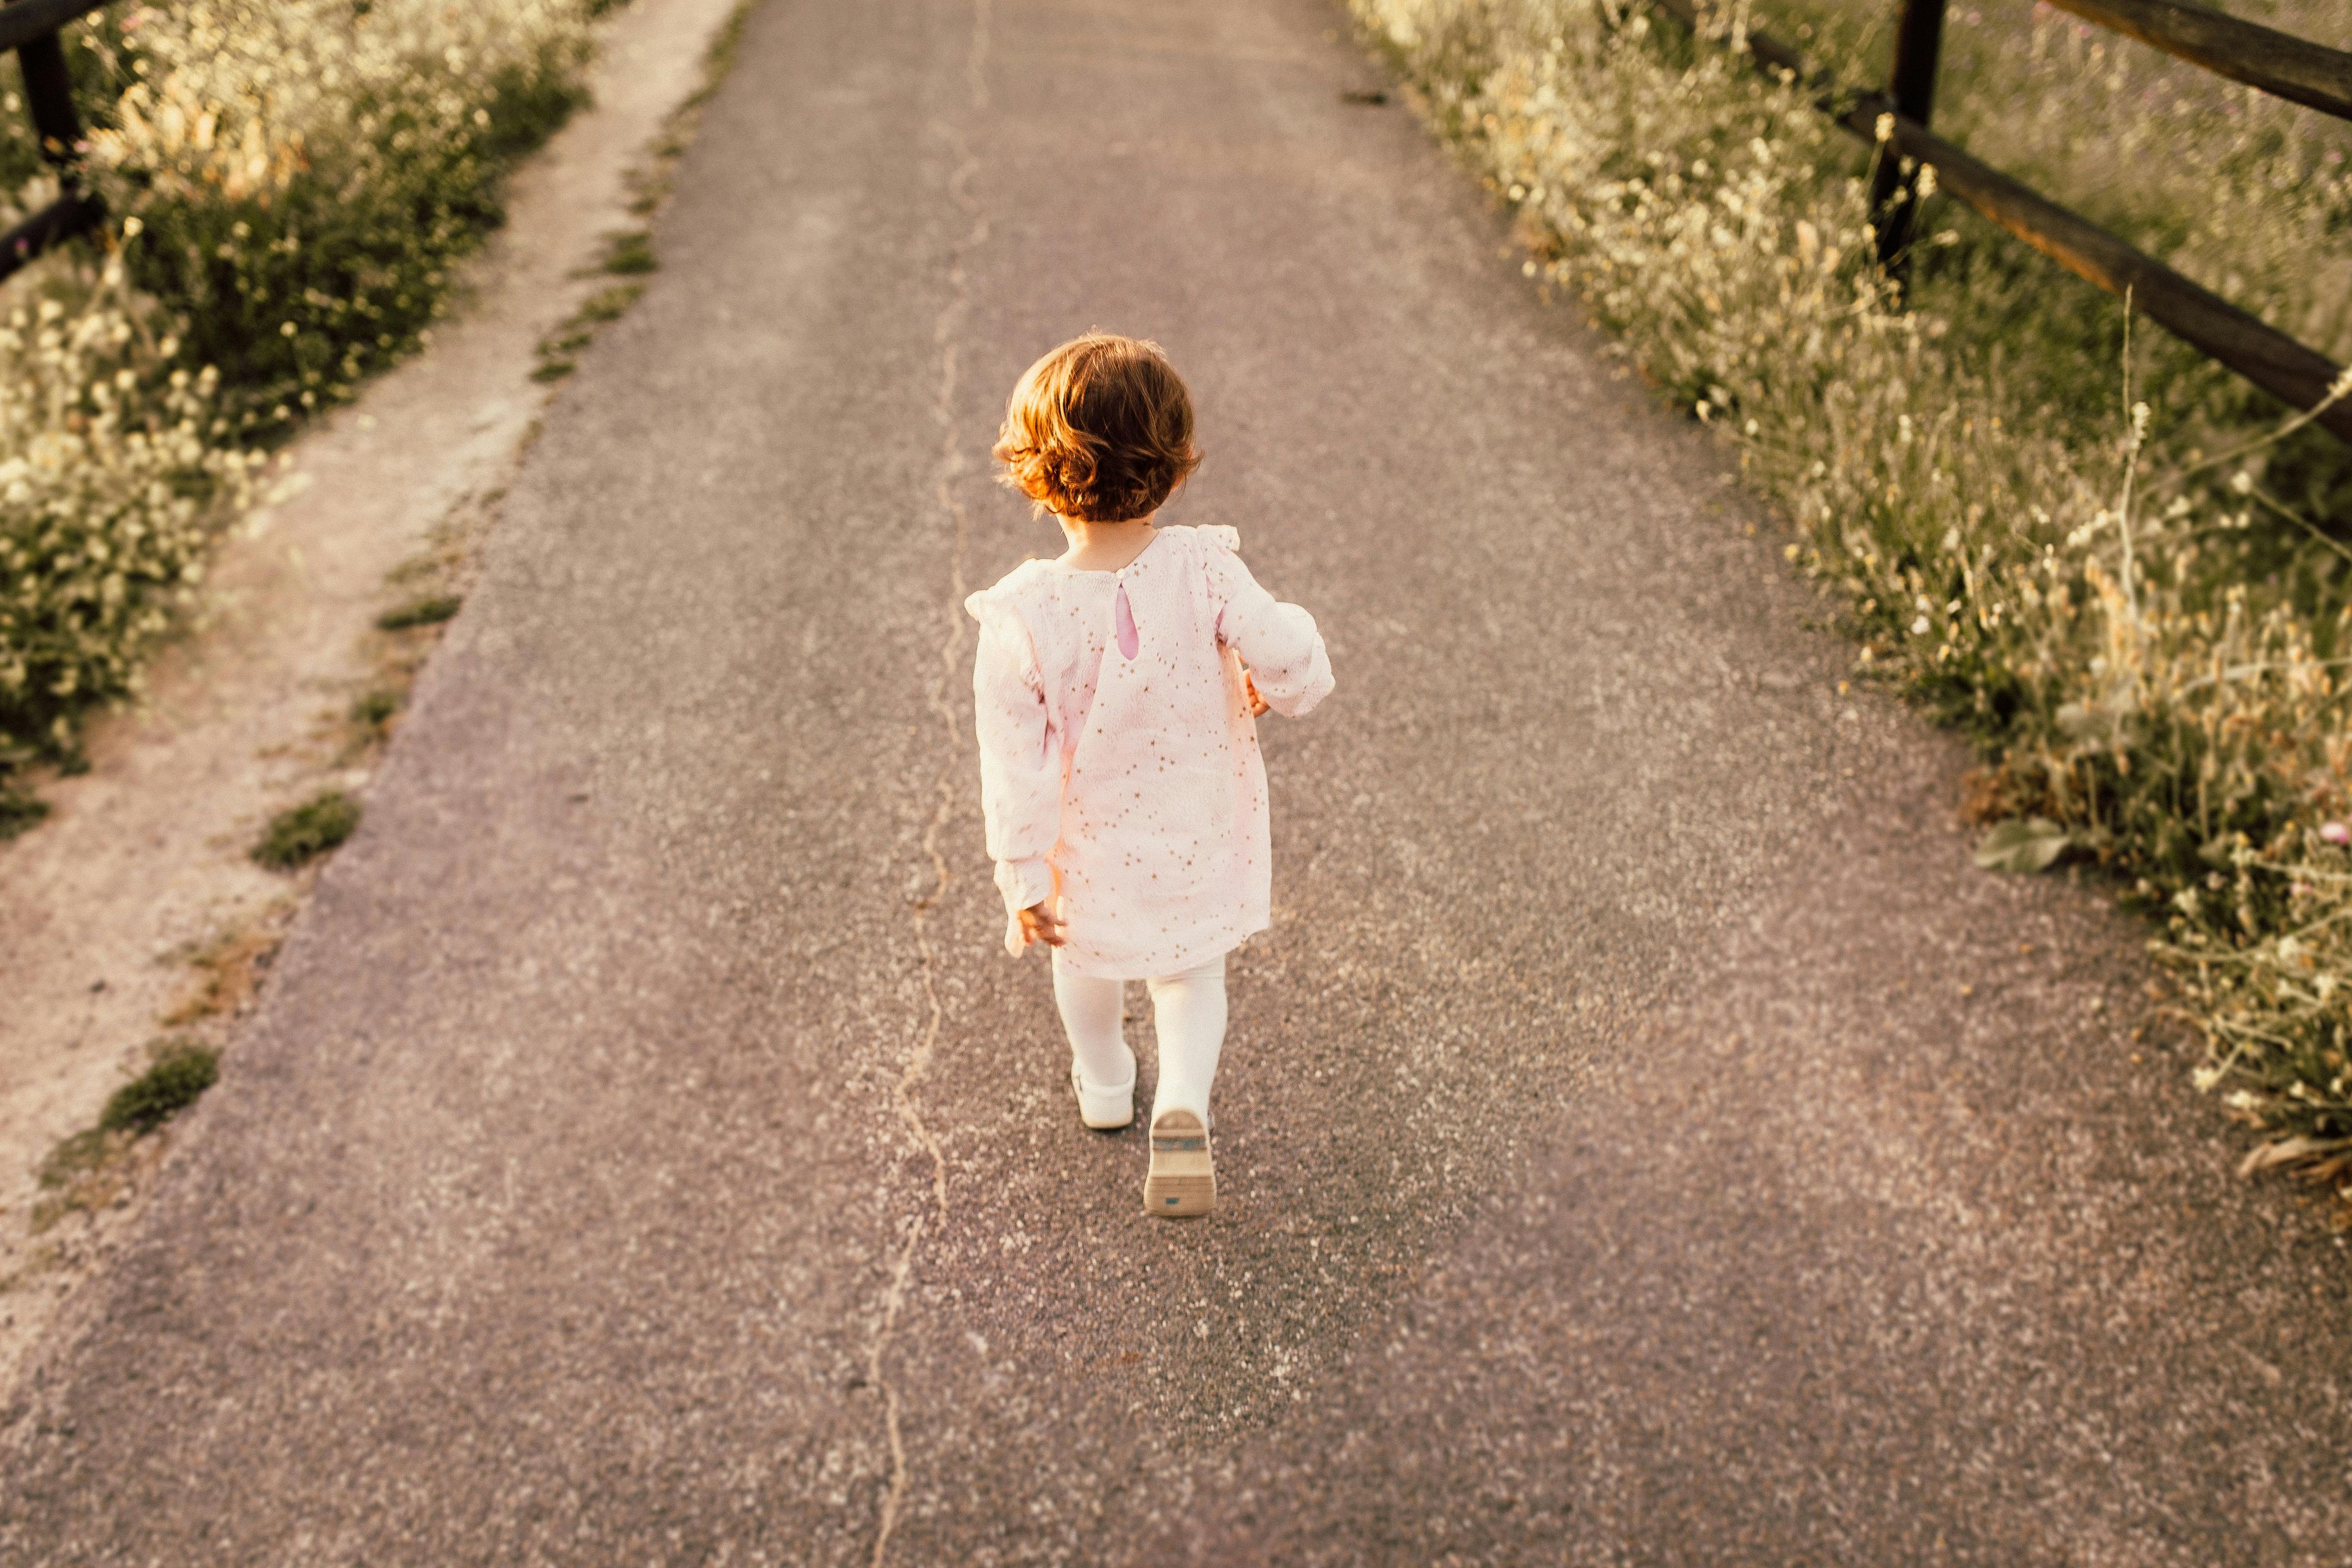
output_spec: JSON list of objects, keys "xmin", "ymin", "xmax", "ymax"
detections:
[
  {"xmin": 0, "ymin": 0, "xmax": 110, "ymax": 281},
  {"xmin": 0, "ymin": 0, "xmax": 2345, "ymax": 443},
  {"xmin": 1643, "ymin": 0, "xmax": 2352, "ymax": 444}
]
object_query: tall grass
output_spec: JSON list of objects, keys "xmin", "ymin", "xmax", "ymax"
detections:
[
  {"xmin": 0, "ymin": 1, "xmax": 600, "ymax": 809},
  {"xmin": 0, "ymin": 252, "xmax": 250, "ymax": 768},
  {"xmin": 1351, "ymin": 0, "xmax": 2352, "ymax": 1192},
  {"xmin": 86, "ymin": 0, "xmax": 593, "ymax": 435}
]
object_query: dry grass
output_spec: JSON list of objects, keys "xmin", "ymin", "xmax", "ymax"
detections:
[
  {"xmin": 1353, "ymin": 0, "xmax": 2352, "ymax": 1197},
  {"xmin": 0, "ymin": 0, "xmax": 603, "ymax": 796},
  {"xmin": 161, "ymin": 917, "xmax": 287, "ymax": 1028}
]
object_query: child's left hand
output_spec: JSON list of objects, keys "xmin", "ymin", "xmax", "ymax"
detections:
[
  {"xmin": 1017, "ymin": 902, "xmax": 1066, "ymax": 948},
  {"xmin": 1242, "ymin": 668, "xmax": 1270, "ymax": 717}
]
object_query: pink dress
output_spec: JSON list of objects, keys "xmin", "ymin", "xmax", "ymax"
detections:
[{"xmin": 966, "ymin": 524, "xmax": 1334, "ymax": 978}]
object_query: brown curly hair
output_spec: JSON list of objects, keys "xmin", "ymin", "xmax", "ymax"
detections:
[{"xmin": 993, "ymin": 333, "xmax": 1201, "ymax": 523}]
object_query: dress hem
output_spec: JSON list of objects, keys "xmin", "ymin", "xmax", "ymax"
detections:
[{"xmin": 1043, "ymin": 918, "xmax": 1265, "ymax": 981}]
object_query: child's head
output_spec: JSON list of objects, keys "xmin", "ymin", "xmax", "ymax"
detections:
[{"xmin": 994, "ymin": 333, "xmax": 1200, "ymax": 524}]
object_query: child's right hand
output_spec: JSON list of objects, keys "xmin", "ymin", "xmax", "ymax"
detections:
[{"xmin": 1017, "ymin": 902, "xmax": 1066, "ymax": 947}]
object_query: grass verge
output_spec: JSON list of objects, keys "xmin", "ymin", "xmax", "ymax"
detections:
[
  {"xmin": 1351, "ymin": 0, "xmax": 2352, "ymax": 1208},
  {"xmin": 34, "ymin": 1040, "xmax": 218, "ymax": 1232},
  {"xmin": 0, "ymin": 1, "xmax": 604, "ymax": 801}
]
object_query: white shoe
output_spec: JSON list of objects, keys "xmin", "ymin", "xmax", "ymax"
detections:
[{"xmin": 1071, "ymin": 1057, "xmax": 1136, "ymax": 1130}]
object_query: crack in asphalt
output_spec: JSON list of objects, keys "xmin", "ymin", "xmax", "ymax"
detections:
[{"xmin": 867, "ymin": 5, "xmax": 989, "ymax": 1562}]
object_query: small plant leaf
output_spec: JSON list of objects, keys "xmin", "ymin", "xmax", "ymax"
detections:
[{"xmin": 1973, "ymin": 816, "xmax": 2070, "ymax": 873}]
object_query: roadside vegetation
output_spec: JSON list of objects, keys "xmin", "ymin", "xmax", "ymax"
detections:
[
  {"xmin": 34, "ymin": 1038, "xmax": 217, "ymax": 1230},
  {"xmin": 1351, "ymin": 0, "xmax": 2352, "ymax": 1198},
  {"xmin": 0, "ymin": 0, "xmax": 608, "ymax": 827},
  {"xmin": 251, "ymin": 788, "xmax": 360, "ymax": 870},
  {"xmin": 3, "ymin": 0, "xmax": 756, "ymax": 1344}
]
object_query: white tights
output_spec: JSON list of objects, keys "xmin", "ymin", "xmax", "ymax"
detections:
[{"xmin": 1051, "ymin": 948, "xmax": 1227, "ymax": 1123}]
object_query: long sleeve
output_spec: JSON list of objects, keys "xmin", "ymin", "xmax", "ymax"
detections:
[
  {"xmin": 968, "ymin": 602, "xmax": 1061, "ymax": 941},
  {"xmin": 1204, "ymin": 530, "xmax": 1333, "ymax": 717}
]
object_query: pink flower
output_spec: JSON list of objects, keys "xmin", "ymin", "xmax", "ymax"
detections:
[{"xmin": 2321, "ymin": 821, "xmax": 2350, "ymax": 845}]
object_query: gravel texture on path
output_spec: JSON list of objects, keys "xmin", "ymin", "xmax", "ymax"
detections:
[{"xmin": 5, "ymin": 0, "xmax": 2348, "ymax": 1562}]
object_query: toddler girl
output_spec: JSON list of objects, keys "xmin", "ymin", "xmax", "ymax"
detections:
[{"xmin": 966, "ymin": 333, "xmax": 1333, "ymax": 1218}]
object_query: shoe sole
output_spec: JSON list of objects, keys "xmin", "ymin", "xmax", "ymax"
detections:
[{"xmin": 1144, "ymin": 1109, "xmax": 1214, "ymax": 1217}]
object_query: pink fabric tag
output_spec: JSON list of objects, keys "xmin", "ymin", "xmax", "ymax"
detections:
[{"xmin": 1114, "ymin": 582, "xmax": 1139, "ymax": 660}]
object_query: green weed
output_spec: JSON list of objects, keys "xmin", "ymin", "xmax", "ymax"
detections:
[
  {"xmin": 601, "ymin": 230, "xmax": 659, "ymax": 276},
  {"xmin": 36, "ymin": 1127, "xmax": 124, "ymax": 1194},
  {"xmin": 375, "ymin": 594, "xmax": 463, "ymax": 631},
  {"xmin": 252, "ymin": 790, "xmax": 361, "ymax": 870},
  {"xmin": 576, "ymin": 283, "xmax": 644, "ymax": 323},
  {"xmin": 34, "ymin": 1039, "xmax": 219, "ymax": 1231},
  {"xmin": 350, "ymin": 687, "xmax": 402, "ymax": 735},
  {"xmin": 0, "ymin": 784, "xmax": 50, "ymax": 839},
  {"xmin": 100, "ymin": 1041, "xmax": 220, "ymax": 1134}
]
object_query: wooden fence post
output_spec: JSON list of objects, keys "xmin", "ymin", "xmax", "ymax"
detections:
[
  {"xmin": 12, "ymin": 22, "xmax": 100, "ymax": 257},
  {"xmin": 0, "ymin": 3, "xmax": 148, "ymax": 278},
  {"xmin": 17, "ymin": 28, "xmax": 81, "ymax": 168},
  {"xmin": 1868, "ymin": 0, "xmax": 1948, "ymax": 281}
]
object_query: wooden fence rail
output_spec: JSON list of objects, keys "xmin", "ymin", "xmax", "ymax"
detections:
[
  {"xmin": 2040, "ymin": 0, "xmax": 2352, "ymax": 123},
  {"xmin": 1642, "ymin": 0, "xmax": 2352, "ymax": 445}
]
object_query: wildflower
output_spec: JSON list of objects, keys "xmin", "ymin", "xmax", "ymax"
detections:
[{"xmin": 2321, "ymin": 822, "xmax": 2350, "ymax": 845}]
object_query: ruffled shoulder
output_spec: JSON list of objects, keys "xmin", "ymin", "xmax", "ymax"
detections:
[
  {"xmin": 1191, "ymin": 523, "xmax": 1241, "ymax": 555},
  {"xmin": 963, "ymin": 559, "xmax": 1053, "ymax": 630},
  {"xmin": 965, "ymin": 560, "xmax": 1052, "ymax": 687}
]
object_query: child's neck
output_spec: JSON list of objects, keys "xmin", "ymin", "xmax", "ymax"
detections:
[{"xmin": 1055, "ymin": 511, "xmax": 1158, "ymax": 573}]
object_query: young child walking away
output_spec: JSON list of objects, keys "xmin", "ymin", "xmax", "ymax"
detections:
[{"xmin": 966, "ymin": 333, "xmax": 1333, "ymax": 1218}]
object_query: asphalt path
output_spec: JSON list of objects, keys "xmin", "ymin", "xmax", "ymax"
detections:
[{"xmin": 7, "ymin": 0, "xmax": 2351, "ymax": 1562}]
